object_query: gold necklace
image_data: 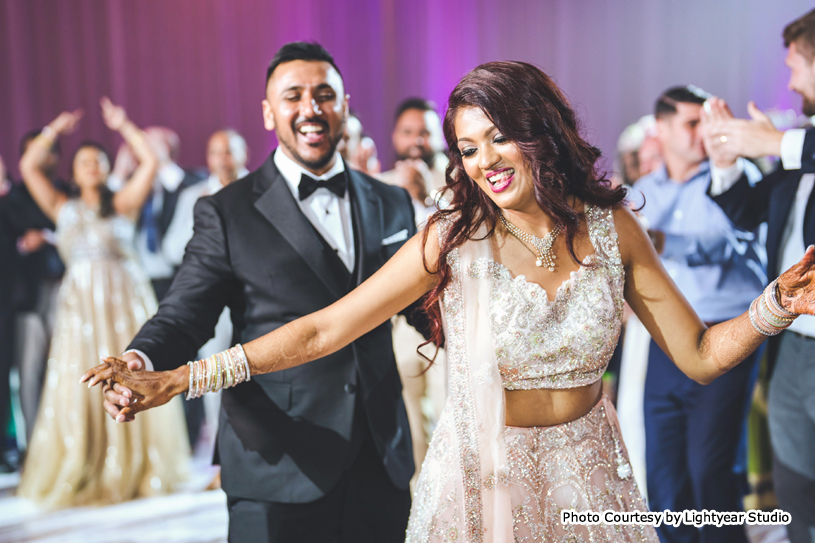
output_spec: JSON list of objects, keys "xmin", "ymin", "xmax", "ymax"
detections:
[{"xmin": 498, "ymin": 210, "xmax": 561, "ymax": 272}]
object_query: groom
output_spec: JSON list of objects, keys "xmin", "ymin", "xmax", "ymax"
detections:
[{"xmin": 102, "ymin": 42, "xmax": 419, "ymax": 542}]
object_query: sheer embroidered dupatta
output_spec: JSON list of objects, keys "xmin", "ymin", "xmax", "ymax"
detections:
[{"xmin": 407, "ymin": 221, "xmax": 513, "ymax": 542}]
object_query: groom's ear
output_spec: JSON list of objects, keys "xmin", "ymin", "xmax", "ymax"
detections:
[{"xmin": 262, "ymin": 99, "xmax": 276, "ymax": 132}]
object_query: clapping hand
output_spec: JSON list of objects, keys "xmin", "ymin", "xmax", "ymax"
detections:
[
  {"xmin": 394, "ymin": 159, "xmax": 430, "ymax": 204},
  {"xmin": 777, "ymin": 246, "xmax": 815, "ymax": 316},
  {"xmin": 100, "ymin": 96, "xmax": 129, "ymax": 132},
  {"xmin": 701, "ymin": 97, "xmax": 784, "ymax": 166}
]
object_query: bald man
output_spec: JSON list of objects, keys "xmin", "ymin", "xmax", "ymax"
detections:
[{"xmin": 162, "ymin": 130, "xmax": 250, "ymax": 266}]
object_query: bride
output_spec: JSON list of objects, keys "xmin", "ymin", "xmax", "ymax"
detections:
[{"xmin": 84, "ymin": 62, "xmax": 815, "ymax": 541}]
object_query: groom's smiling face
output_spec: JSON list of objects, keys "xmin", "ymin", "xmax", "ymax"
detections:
[{"xmin": 263, "ymin": 60, "xmax": 349, "ymax": 176}]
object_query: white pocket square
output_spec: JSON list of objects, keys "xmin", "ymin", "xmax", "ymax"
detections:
[{"xmin": 382, "ymin": 229, "xmax": 409, "ymax": 245}]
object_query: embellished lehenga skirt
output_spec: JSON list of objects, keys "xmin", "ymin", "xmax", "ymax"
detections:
[
  {"xmin": 406, "ymin": 394, "xmax": 659, "ymax": 542},
  {"xmin": 17, "ymin": 257, "xmax": 190, "ymax": 509}
]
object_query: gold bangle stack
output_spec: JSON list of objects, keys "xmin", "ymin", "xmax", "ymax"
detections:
[
  {"xmin": 749, "ymin": 280, "xmax": 799, "ymax": 337},
  {"xmin": 186, "ymin": 344, "xmax": 251, "ymax": 400}
]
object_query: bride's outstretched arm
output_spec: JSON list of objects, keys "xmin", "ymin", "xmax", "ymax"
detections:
[
  {"xmin": 81, "ymin": 224, "xmax": 441, "ymax": 415},
  {"xmin": 616, "ymin": 206, "xmax": 815, "ymax": 385}
]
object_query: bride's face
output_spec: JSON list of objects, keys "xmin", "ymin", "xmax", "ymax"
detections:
[{"xmin": 454, "ymin": 106, "xmax": 536, "ymax": 213}]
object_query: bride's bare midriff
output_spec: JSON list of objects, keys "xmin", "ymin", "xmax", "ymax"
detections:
[{"xmin": 504, "ymin": 381, "xmax": 602, "ymax": 427}]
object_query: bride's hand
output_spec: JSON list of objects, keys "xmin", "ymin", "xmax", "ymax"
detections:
[
  {"xmin": 80, "ymin": 357, "xmax": 188, "ymax": 421},
  {"xmin": 777, "ymin": 245, "xmax": 815, "ymax": 316}
]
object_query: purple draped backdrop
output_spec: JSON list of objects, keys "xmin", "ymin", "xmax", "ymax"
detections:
[{"xmin": 0, "ymin": 0, "xmax": 812, "ymax": 180}]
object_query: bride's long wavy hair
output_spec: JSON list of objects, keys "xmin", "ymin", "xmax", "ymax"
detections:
[{"xmin": 419, "ymin": 61, "xmax": 626, "ymax": 354}]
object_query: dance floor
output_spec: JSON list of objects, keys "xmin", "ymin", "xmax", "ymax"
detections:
[
  {"xmin": 0, "ymin": 462, "xmax": 228, "ymax": 543},
  {"xmin": 0, "ymin": 467, "xmax": 791, "ymax": 543}
]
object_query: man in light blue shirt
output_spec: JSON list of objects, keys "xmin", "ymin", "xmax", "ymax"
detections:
[{"xmin": 634, "ymin": 86, "xmax": 765, "ymax": 543}]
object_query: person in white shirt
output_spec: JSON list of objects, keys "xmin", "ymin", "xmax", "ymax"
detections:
[
  {"xmin": 701, "ymin": 9, "xmax": 815, "ymax": 542},
  {"xmin": 379, "ymin": 98, "xmax": 448, "ymax": 209},
  {"xmin": 163, "ymin": 130, "xmax": 250, "ymax": 267}
]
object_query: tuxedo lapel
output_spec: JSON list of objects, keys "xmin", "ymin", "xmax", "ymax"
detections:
[
  {"xmin": 252, "ymin": 156, "xmax": 347, "ymax": 299},
  {"xmin": 348, "ymin": 168, "xmax": 383, "ymax": 286}
]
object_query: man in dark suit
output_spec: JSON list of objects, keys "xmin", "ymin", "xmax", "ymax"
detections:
[
  {"xmin": 703, "ymin": 9, "xmax": 815, "ymax": 543},
  {"xmin": 102, "ymin": 42, "xmax": 419, "ymax": 542}
]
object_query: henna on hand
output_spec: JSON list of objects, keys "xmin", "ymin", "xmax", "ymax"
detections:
[
  {"xmin": 80, "ymin": 357, "xmax": 187, "ymax": 418},
  {"xmin": 778, "ymin": 246, "xmax": 815, "ymax": 316}
]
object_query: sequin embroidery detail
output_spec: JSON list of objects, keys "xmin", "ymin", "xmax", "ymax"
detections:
[{"xmin": 469, "ymin": 205, "xmax": 625, "ymax": 390}]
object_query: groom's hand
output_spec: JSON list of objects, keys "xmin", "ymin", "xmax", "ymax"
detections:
[{"xmin": 102, "ymin": 351, "xmax": 144, "ymax": 423}]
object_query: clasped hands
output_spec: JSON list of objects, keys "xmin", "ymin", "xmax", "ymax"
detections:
[{"xmin": 81, "ymin": 352, "xmax": 188, "ymax": 423}]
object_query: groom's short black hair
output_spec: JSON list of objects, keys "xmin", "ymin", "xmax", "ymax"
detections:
[{"xmin": 266, "ymin": 42, "xmax": 342, "ymax": 86}]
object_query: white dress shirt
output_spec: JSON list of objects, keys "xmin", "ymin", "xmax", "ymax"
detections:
[
  {"xmin": 709, "ymin": 129, "xmax": 815, "ymax": 337},
  {"xmin": 274, "ymin": 149, "xmax": 355, "ymax": 271},
  {"xmin": 778, "ymin": 174, "xmax": 815, "ymax": 336}
]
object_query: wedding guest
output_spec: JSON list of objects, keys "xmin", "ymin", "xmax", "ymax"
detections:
[
  {"xmin": 17, "ymin": 98, "xmax": 189, "ymax": 509},
  {"xmin": 379, "ymin": 98, "xmax": 447, "ymax": 201},
  {"xmin": 635, "ymin": 85, "xmax": 765, "ymax": 543},
  {"xmin": 162, "ymin": 129, "xmax": 250, "ymax": 267},
  {"xmin": 703, "ymin": 9, "xmax": 815, "ymax": 541},
  {"xmin": 377, "ymin": 100, "xmax": 450, "ymax": 479},
  {"xmin": 616, "ymin": 115, "xmax": 654, "ymax": 186},
  {"xmin": 638, "ymin": 134, "xmax": 663, "ymax": 179}
]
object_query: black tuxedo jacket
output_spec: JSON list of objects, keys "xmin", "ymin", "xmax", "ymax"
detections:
[
  {"xmin": 129, "ymin": 154, "xmax": 418, "ymax": 503},
  {"xmin": 711, "ymin": 128, "xmax": 815, "ymax": 375}
]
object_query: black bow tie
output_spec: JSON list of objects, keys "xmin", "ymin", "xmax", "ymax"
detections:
[{"xmin": 298, "ymin": 172, "xmax": 346, "ymax": 200}]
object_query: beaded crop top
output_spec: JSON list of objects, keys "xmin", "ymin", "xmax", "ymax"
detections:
[{"xmin": 440, "ymin": 205, "xmax": 625, "ymax": 390}]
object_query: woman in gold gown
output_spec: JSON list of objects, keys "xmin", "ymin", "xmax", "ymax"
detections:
[{"xmin": 17, "ymin": 99, "xmax": 189, "ymax": 509}]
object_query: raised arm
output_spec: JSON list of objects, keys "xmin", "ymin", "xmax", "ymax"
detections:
[
  {"xmin": 102, "ymin": 98, "xmax": 159, "ymax": 219},
  {"xmin": 83, "ymin": 221, "xmax": 442, "ymax": 414},
  {"xmin": 18, "ymin": 111, "xmax": 82, "ymax": 222},
  {"xmin": 618, "ymin": 206, "xmax": 814, "ymax": 385}
]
